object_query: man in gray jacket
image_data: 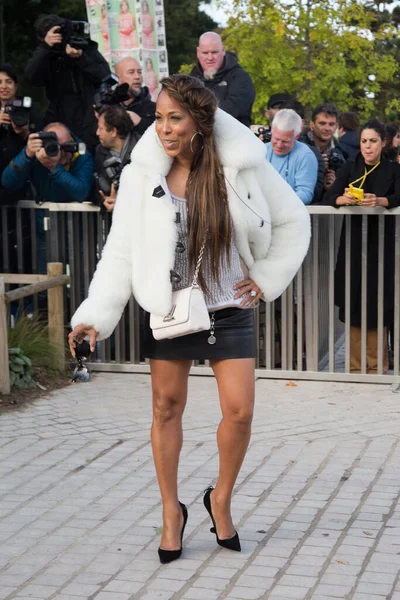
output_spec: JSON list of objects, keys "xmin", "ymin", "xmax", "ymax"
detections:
[{"xmin": 190, "ymin": 32, "xmax": 255, "ymax": 127}]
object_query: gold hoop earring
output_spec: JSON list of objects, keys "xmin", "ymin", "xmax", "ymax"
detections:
[
  {"xmin": 155, "ymin": 133, "xmax": 164, "ymax": 149},
  {"xmin": 190, "ymin": 130, "xmax": 204, "ymax": 154}
]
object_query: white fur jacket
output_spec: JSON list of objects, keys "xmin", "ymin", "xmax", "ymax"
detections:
[{"xmin": 71, "ymin": 109, "xmax": 311, "ymax": 340}]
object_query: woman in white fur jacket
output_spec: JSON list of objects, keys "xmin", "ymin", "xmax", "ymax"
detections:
[{"xmin": 69, "ymin": 75, "xmax": 310, "ymax": 564}]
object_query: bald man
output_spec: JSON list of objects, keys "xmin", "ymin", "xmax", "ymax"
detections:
[
  {"xmin": 190, "ymin": 32, "xmax": 255, "ymax": 127},
  {"xmin": 115, "ymin": 57, "xmax": 155, "ymax": 136},
  {"xmin": 2, "ymin": 121, "xmax": 94, "ymax": 272}
]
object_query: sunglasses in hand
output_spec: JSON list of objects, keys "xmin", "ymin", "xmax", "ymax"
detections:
[{"xmin": 72, "ymin": 340, "xmax": 91, "ymax": 383}]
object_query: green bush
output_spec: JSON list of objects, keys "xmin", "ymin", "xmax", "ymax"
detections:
[
  {"xmin": 8, "ymin": 348, "xmax": 34, "ymax": 389},
  {"xmin": 8, "ymin": 313, "xmax": 65, "ymax": 371}
]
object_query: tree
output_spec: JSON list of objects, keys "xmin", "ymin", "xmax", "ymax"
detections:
[
  {"xmin": 363, "ymin": 2, "xmax": 400, "ymax": 120},
  {"xmin": 164, "ymin": 0, "xmax": 218, "ymax": 75},
  {"xmin": 221, "ymin": 0, "xmax": 398, "ymax": 121}
]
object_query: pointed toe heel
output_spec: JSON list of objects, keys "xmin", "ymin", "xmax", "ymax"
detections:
[
  {"xmin": 158, "ymin": 547, "xmax": 182, "ymax": 564},
  {"xmin": 203, "ymin": 487, "xmax": 241, "ymax": 552},
  {"xmin": 158, "ymin": 501, "xmax": 188, "ymax": 564}
]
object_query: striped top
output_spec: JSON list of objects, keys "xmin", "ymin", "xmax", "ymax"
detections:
[{"xmin": 163, "ymin": 178, "xmax": 249, "ymax": 310}]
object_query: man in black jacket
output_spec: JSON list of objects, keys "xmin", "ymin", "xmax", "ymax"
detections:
[
  {"xmin": 115, "ymin": 57, "xmax": 156, "ymax": 136},
  {"xmin": 24, "ymin": 14, "xmax": 111, "ymax": 152},
  {"xmin": 190, "ymin": 32, "xmax": 255, "ymax": 127}
]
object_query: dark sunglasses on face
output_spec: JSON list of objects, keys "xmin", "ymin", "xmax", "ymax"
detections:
[{"xmin": 72, "ymin": 340, "xmax": 91, "ymax": 383}]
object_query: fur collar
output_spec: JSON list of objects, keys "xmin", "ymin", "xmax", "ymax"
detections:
[{"xmin": 131, "ymin": 108, "xmax": 266, "ymax": 175}]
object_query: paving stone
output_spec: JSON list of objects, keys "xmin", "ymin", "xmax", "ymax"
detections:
[
  {"xmin": 94, "ymin": 593, "xmax": 133, "ymax": 600},
  {"xmin": 236, "ymin": 574, "xmax": 274, "ymax": 589},
  {"xmin": 228, "ymin": 588, "xmax": 266, "ymax": 599},
  {"xmin": 62, "ymin": 582, "xmax": 102, "ymax": 596},
  {"xmin": 271, "ymin": 585, "xmax": 309, "ymax": 598},
  {"xmin": 181, "ymin": 591, "xmax": 221, "ymax": 600}
]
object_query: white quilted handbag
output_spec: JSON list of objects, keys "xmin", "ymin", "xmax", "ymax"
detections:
[{"xmin": 150, "ymin": 239, "xmax": 210, "ymax": 340}]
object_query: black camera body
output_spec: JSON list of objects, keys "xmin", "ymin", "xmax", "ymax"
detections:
[
  {"xmin": 93, "ymin": 75, "xmax": 130, "ymax": 112},
  {"xmin": 254, "ymin": 126, "xmax": 271, "ymax": 144},
  {"xmin": 3, "ymin": 97, "xmax": 32, "ymax": 128},
  {"xmin": 37, "ymin": 132, "xmax": 86, "ymax": 158},
  {"xmin": 328, "ymin": 148, "xmax": 346, "ymax": 172},
  {"xmin": 95, "ymin": 155, "xmax": 124, "ymax": 196},
  {"xmin": 58, "ymin": 20, "xmax": 90, "ymax": 50}
]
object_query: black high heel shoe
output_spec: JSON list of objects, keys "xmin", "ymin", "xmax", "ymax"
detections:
[
  {"xmin": 158, "ymin": 501, "xmax": 188, "ymax": 564},
  {"xmin": 203, "ymin": 487, "xmax": 241, "ymax": 552}
]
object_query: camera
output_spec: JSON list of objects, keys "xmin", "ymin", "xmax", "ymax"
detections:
[
  {"xmin": 3, "ymin": 97, "xmax": 32, "ymax": 128},
  {"xmin": 58, "ymin": 20, "xmax": 90, "ymax": 50},
  {"xmin": 93, "ymin": 75, "xmax": 130, "ymax": 112},
  {"xmin": 95, "ymin": 156, "xmax": 124, "ymax": 196},
  {"xmin": 328, "ymin": 148, "xmax": 346, "ymax": 172},
  {"xmin": 37, "ymin": 132, "xmax": 86, "ymax": 158},
  {"xmin": 254, "ymin": 126, "xmax": 271, "ymax": 143}
]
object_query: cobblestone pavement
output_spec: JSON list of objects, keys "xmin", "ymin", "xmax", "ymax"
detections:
[{"xmin": 1, "ymin": 373, "xmax": 400, "ymax": 600}]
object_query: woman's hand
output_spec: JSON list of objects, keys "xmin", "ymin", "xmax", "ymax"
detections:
[
  {"xmin": 68, "ymin": 324, "xmax": 98, "ymax": 358},
  {"xmin": 233, "ymin": 278, "xmax": 263, "ymax": 307},
  {"xmin": 360, "ymin": 193, "xmax": 379, "ymax": 207},
  {"xmin": 0, "ymin": 109, "xmax": 11, "ymax": 127},
  {"xmin": 336, "ymin": 188, "xmax": 358, "ymax": 206}
]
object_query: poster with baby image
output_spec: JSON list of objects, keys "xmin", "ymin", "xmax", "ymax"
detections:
[{"xmin": 85, "ymin": 0, "xmax": 168, "ymax": 98}]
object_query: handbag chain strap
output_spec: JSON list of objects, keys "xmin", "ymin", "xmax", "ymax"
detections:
[{"xmin": 191, "ymin": 236, "xmax": 207, "ymax": 287}]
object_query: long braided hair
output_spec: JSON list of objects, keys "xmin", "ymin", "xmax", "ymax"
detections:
[{"xmin": 159, "ymin": 75, "xmax": 231, "ymax": 293}]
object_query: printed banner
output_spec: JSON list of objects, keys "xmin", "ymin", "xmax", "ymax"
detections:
[{"xmin": 85, "ymin": 0, "xmax": 168, "ymax": 101}]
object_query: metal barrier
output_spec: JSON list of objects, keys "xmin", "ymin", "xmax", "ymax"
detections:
[{"xmin": 1, "ymin": 201, "xmax": 399, "ymax": 385}]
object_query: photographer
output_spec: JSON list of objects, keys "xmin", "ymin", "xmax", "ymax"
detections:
[
  {"xmin": 95, "ymin": 105, "xmax": 140, "ymax": 212},
  {"xmin": 0, "ymin": 64, "xmax": 43, "ymax": 201},
  {"xmin": 300, "ymin": 103, "xmax": 345, "ymax": 192},
  {"xmin": 24, "ymin": 14, "xmax": 111, "ymax": 152},
  {"xmin": 1, "ymin": 122, "xmax": 93, "ymax": 203},
  {"xmin": 114, "ymin": 57, "xmax": 155, "ymax": 136},
  {"xmin": 2, "ymin": 122, "xmax": 94, "ymax": 273}
]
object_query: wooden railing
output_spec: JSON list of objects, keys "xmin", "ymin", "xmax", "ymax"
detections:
[{"xmin": 0, "ymin": 263, "xmax": 71, "ymax": 395}]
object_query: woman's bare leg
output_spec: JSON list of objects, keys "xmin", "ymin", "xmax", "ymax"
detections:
[
  {"xmin": 209, "ymin": 357, "xmax": 255, "ymax": 538},
  {"xmin": 150, "ymin": 358, "xmax": 192, "ymax": 550}
]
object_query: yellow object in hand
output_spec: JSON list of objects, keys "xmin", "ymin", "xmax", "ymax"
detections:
[{"xmin": 349, "ymin": 184, "xmax": 364, "ymax": 204}]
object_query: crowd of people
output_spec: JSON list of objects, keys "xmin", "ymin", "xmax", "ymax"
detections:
[
  {"xmin": 0, "ymin": 13, "xmax": 156, "ymax": 213},
  {"xmin": 1, "ymin": 15, "xmax": 400, "ymax": 374}
]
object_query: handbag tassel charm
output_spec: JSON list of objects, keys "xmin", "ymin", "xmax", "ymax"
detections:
[{"xmin": 208, "ymin": 312, "xmax": 216, "ymax": 345}]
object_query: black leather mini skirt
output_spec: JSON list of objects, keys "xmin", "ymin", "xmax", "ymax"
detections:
[{"xmin": 143, "ymin": 307, "xmax": 256, "ymax": 361}]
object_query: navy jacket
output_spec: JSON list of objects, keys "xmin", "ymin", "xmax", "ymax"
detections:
[{"xmin": 336, "ymin": 130, "xmax": 360, "ymax": 161}]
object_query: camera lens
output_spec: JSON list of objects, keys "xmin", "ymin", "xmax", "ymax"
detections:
[
  {"xmin": 44, "ymin": 141, "xmax": 60, "ymax": 158},
  {"xmin": 11, "ymin": 112, "xmax": 29, "ymax": 128}
]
